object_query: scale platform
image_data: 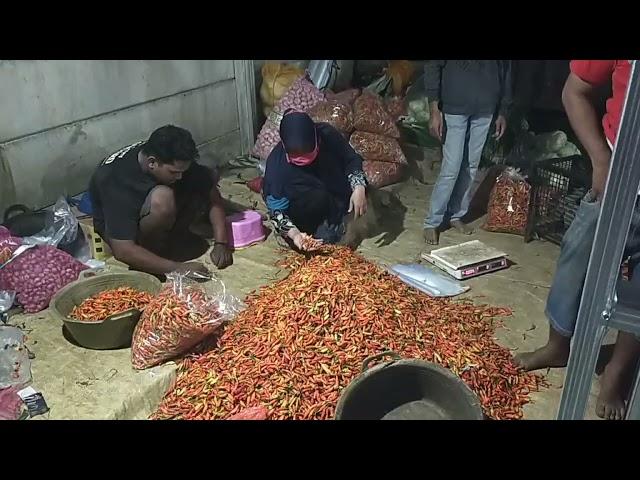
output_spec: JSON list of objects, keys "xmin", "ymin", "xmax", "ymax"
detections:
[{"xmin": 421, "ymin": 240, "xmax": 508, "ymax": 280}]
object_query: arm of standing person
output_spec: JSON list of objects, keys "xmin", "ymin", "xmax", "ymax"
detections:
[
  {"xmin": 425, "ymin": 61, "xmax": 446, "ymax": 142},
  {"xmin": 562, "ymin": 60, "xmax": 616, "ymax": 199},
  {"xmin": 322, "ymin": 126, "xmax": 368, "ymax": 218},
  {"xmin": 494, "ymin": 61, "xmax": 513, "ymax": 140}
]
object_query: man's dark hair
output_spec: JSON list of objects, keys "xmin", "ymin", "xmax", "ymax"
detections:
[{"xmin": 141, "ymin": 125, "xmax": 199, "ymax": 164}]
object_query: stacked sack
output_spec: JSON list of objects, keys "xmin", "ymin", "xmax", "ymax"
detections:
[
  {"xmin": 349, "ymin": 91, "xmax": 407, "ymax": 188},
  {"xmin": 259, "ymin": 62, "xmax": 305, "ymax": 118},
  {"xmin": 307, "ymin": 88, "xmax": 361, "ymax": 138},
  {"xmin": 252, "ymin": 75, "xmax": 326, "ymax": 161}
]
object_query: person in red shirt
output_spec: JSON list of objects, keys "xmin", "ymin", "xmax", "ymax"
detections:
[{"xmin": 516, "ymin": 60, "xmax": 640, "ymax": 420}]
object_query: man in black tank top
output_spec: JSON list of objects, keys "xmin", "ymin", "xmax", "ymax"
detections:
[{"xmin": 89, "ymin": 125, "xmax": 233, "ymax": 275}]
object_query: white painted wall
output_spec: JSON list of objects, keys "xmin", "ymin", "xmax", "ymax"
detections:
[{"xmin": 0, "ymin": 60, "xmax": 246, "ymax": 212}]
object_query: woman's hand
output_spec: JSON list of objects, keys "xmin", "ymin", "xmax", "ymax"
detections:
[
  {"xmin": 349, "ymin": 185, "xmax": 367, "ymax": 219},
  {"xmin": 288, "ymin": 228, "xmax": 322, "ymax": 251}
]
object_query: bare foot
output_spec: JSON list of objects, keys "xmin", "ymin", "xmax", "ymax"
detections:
[
  {"xmin": 595, "ymin": 332, "xmax": 640, "ymax": 420},
  {"xmin": 423, "ymin": 228, "xmax": 439, "ymax": 245},
  {"xmin": 514, "ymin": 331, "xmax": 571, "ymax": 372},
  {"xmin": 596, "ymin": 364, "xmax": 629, "ymax": 420},
  {"xmin": 450, "ymin": 219, "xmax": 473, "ymax": 235}
]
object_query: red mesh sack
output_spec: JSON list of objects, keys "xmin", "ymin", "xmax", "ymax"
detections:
[
  {"xmin": 363, "ymin": 160, "xmax": 405, "ymax": 188},
  {"xmin": 353, "ymin": 91, "xmax": 400, "ymax": 138},
  {"xmin": 349, "ymin": 131, "xmax": 407, "ymax": 165}
]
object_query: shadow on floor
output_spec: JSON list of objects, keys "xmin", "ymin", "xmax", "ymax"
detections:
[{"xmin": 343, "ymin": 188, "xmax": 408, "ymax": 250}]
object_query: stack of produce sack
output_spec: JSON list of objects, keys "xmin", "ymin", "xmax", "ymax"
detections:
[
  {"xmin": 259, "ymin": 62, "xmax": 305, "ymax": 118},
  {"xmin": 252, "ymin": 75, "xmax": 326, "ymax": 161},
  {"xmin": 349, "ymin": 91, "xmax": 407, "ymax": 188}
]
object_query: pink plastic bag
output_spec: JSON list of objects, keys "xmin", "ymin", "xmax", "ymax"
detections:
[{"xmin": 227, "ymin": 406, "xmax": 268, "ymax": 420}]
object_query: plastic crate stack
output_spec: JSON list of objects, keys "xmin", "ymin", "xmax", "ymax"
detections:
[{"xmin": 525, "ymin": 155, "xmax": 592, "ymax": 244}]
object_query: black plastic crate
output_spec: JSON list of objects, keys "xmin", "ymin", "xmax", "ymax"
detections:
[{"xmin": 525, "ymin": 155, "xmax": 592, "ymax": 244}]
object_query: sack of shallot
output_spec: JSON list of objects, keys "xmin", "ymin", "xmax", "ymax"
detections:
[{"xmin": 252, "ymin": 76, "xmax": 326, "ymax": 161}]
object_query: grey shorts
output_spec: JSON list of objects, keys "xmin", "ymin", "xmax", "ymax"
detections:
[{"xmin": 546, "ymin": 191, "xmax": 640, "ymax": 337}]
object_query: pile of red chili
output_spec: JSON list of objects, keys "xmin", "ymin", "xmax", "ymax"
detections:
[
  {"xmin": 70, "ymin": 287, "xmax": 152, "ymax": 322},
  {"xmin": 153, "ymin": 246, "xmax": 546, "ymax": 420}
]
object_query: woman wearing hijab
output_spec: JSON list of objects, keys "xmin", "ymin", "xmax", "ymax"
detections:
[{"xmin": 263, "ymin": 110, "xmax": 368, "ymax": 251}]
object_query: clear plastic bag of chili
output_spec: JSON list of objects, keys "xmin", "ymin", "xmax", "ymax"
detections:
[
  {"xmin": 131, "ymin": 272, "xmax": 243, "ymax": 370},
  {"xmin": 483, "ymin": 167, "xmax": 531, "ymax": 235}
]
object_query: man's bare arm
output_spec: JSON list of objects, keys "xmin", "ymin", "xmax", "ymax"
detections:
[
  {"xmin": 562, "ymin": 72, "xmax": 612, "ymax": 198},
  {"xmin": 208, "ymin": 185, "xmax": 229, "ymax": 245}
]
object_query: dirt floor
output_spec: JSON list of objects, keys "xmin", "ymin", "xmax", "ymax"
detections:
[{"xmin": 8, "ymin": 167, "xmax": 608, "ymax": 420}]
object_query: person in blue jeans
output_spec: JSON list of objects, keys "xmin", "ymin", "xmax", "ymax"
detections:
[
  {"xmin": 515, "ymin": 60, "xmax": 640, "ymax": 420},
  {"xmin": 423, "ymin": 60, "xmax": 512, "ymax": 245}
]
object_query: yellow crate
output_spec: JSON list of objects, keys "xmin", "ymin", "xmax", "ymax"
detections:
[{"xmin": 79, "ymin": 218, "xmax": 112, "ymax": 261}]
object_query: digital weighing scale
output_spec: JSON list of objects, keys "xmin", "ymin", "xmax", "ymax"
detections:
[{"xmin": 421, "ymin": 240, "xmax": 508, "ymax": 280}]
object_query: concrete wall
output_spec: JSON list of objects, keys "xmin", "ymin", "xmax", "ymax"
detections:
[{"xmin": 0, "ymin": 60, "xmax": 243, "ymax": 212}]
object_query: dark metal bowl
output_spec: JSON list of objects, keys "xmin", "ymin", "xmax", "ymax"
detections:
[{"xmin": 335, "ymin": 352, "xmax": 484, "ymax": 420}]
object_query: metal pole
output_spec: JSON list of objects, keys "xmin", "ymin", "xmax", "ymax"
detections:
[{"xmin": 557, "ymin": 62, "xmax": 640, "ymax": 419}]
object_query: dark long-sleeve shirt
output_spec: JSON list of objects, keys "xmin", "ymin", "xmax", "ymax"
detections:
[
  {"xmin": 262, "ymin": 123, "xmax": 367, "ymax": 237},
  {"xmin": 424, "ymin": 60, "xmax": 513, "ymax": 116}
]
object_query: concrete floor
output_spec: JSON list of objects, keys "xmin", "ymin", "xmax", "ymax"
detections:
[{"xmin": 8, "ymin": 169, "xmax": 608, "ymax": 420}]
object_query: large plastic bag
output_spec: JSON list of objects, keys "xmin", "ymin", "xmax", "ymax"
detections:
[
  {"xmin": 349, "ymin": 131, "xmax": 407, "ymax": 165},
  {"xmin": 252, "ymin": 76, "xmax": 326, "ymax": 161},
  {"xmin": 385, "ymin": 96, "xmax": 407, "ymax": 122},
  {"xmin": 326, "ymin": 88, "xmax": 361, "ymax": 106},
  {"xmin": 0, "ymin": 326, "xmax": 32, "ymax": 390},
  {"xmin": 389, "ymin": 264, "xmax": 469, "ymax": 297},
  {"xmin": 0, "ymin": 290, "xmax": 16, "ymax": 315},
  {"xmin": 22, "ymin": 197, "xmax": 77, "ymax": 248},
  {"xmin": 353, "ymin": 91, "xmax": 400, "ymax": 138},
  {"xmin": 0, "ymin": 245, "xmax": 88, "ymax": 313},
  {"xmin": 387, "ymin": 60, "xmax": 415, "ymax": 96},
  {"xmin": 260, "ymin": 63, "xmax": 305, "ymax": 117},
  {"xmin": 483, "ymin": 167, "xmax": 532, "ymax": 235},
  {"xmin": 307, "ymin": 100, "xmax": 353, "ymax": 135},
  {"xmin": 131, "ymin": 272, "xmax": 243, "ymax": 370},
  {"xmin": 363, "ymin": 160, "xmax": 405, "ymax": 189}
]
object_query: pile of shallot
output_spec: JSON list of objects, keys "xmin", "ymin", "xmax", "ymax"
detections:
[{"xmin": 0, "ymin": 245, "xmax": 87, "ymax": 313}]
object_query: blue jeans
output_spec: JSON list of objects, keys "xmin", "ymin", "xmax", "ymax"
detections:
[
  {"xmin": 547, "ymin": 191, "xmax": 640, "ymax": 337},
  {"xmin": 424, "ymin": 113, "xmax": 493, "ymax": 229}
]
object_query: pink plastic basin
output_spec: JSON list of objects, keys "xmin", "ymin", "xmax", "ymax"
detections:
[{"xmin": 226, "ymin": 210, "xmax": 265, "ymax": 249}]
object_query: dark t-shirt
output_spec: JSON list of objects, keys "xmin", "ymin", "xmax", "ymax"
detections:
[{"xmin": 89, "ymin": 142, "xmax": 214, "ymax": 241}]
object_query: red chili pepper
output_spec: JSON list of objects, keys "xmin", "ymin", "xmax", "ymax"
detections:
[{"xmin": 152, "ymin": 246, "xmax": 547, "ymax": 421}]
